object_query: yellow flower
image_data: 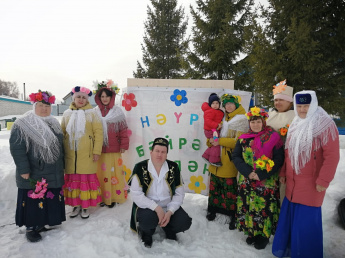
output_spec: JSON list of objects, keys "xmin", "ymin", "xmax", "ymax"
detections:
[
  {"xmin": 268, "ymin": 159, "xmax": 274, "ymax": 167},
  {"xmin": 188, "ymin": 175, "xmax": 206, "ymax": 194},
  {"xmin": 251, "ymin": 106, "xmax": 261, "ymax": 116},
  {"xmin": 38, "ymin": 202, "xmax": 43, "ymax": 209},
  {"xmin": 255, "ymin": 159, "xmax": 266, "ymax": 170}
]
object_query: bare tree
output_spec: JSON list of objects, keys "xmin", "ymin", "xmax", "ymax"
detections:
[{"xmin": 0, "ymin": 80, "xmax": 20, "ymax": 98}]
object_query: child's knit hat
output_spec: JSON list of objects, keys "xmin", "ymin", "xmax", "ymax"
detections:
[{"xmin": 208, "ymin": 93, "xmax": 220, "ymax": 107}]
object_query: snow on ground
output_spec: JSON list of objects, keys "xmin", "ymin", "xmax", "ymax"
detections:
[{"xmin": 0, "ymin": 128, "xmax": 344, "ymax": 258}]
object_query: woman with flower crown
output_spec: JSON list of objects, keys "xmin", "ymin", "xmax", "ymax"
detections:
[
  {"xmin": 61, "ymin": 86, "xmax": 103, "ymax": 219},
  {"xmin": 93, "ymin": 80, "xmax": 129, "ymax": 208},
  {"xmin": 206, "ymin": 94, "xmax": 248, "ymax": 230},
  {"xmin": 267, "ymin": 79, "xmax": 295, "ymax": 204},
  {"xmin": 232, "ymin": 107, "xmax": 285, "ymax": 250},
  {"xmin": 272, "ymin": 91, "xmax": 339, "ymax": 258},
  {"xmin": 9, "ymin": 90, "xmax": 66, "ymax": 242}
]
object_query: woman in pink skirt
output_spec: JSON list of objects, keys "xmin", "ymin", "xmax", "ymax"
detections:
[{"xmin": 61, "ymin": 86, "xmax": 103, "ymax": 219}]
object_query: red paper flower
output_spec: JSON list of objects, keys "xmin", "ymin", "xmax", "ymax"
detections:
[
  {"xmin": 122, "ymin": 93, "xmax": 137, "ymax": 111},
  {"xmin": 36, "ymin": 92, "xmax": 43, "ymax": 101}
]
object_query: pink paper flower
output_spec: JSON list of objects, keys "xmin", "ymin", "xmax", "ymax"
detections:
[{"xmin": 29, "ymin": 178, "xmax": 48, "ymax": 199}]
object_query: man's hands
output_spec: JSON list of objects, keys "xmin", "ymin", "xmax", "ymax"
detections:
[
  {"xmin": 155, "ymin": 206, "xmax": 172, "ymax": 227},
  {"xmin": 161, "ymin": 211, "xmax": 172, "ymax": 227}
]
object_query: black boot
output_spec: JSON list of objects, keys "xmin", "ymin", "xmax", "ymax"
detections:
[
  {"xmin": 229, "ymin": 216, "xmax": 236, "ymax": 230},
  {"xmin": 138, "ymin": 228, "xmax": 153, "ymax": 248},
  {"xmin": 26, "ymin": 229, "xmax": 42, "ymax": 242},
  {"xmin": 107, "ymin": 202, "xmax": 116, "ymax": 208},
  {"xmin": 254, "ymin": 235, "xmax": 269, "ymax": 250},
  {"xmin": 164, "ymin": 228, "xmax": 177, "ymax": 241},
  {"xmin": 246, "ymin": 234, "xmax": 259, "ymax": 245},
  {"xmin": 206, "ymin": 212, "xmax": 216, "ymax": 221}
]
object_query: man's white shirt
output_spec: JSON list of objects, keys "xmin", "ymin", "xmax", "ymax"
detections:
[{"xmin": 130, "ymin": 159, "xmax": 185, "ymax": 214}]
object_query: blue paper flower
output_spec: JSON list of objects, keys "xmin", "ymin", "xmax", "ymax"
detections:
[{"xmin": 170, "ymin": 89, "xmax": 188, "ymax": 106}]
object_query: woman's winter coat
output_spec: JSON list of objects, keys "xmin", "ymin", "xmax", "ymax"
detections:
[
  {"xmin": 61, "ymin": 102, "xmax": 103, "ymax": 174},
  {"xmin": 10, "ymin": 120, "xmax": 64, "ymax": 189},
  {"xmin": 94, "ymin": 89, "xmax": 129, "ymax": 153},
  {"xmin": 280, "ymin": 134, "xmax": 339, "ymax": 207},
  {"xmin": 207, "ymin": 105, "xmax": 247, "ymax": 178}
]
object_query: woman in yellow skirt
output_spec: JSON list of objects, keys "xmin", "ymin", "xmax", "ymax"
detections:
[{"xmin": 94, "ymin": 80, "xmax": 129, "ymax": 207}]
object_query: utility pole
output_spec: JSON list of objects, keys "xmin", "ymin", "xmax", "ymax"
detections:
[{"xmin": 23, "ymin": 83, "xmax": 26, "ymax": 101}]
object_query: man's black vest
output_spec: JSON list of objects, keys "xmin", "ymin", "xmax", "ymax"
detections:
[{"xmin": 128, "ymin": 159, "xmax": 182, "ymax": 232}]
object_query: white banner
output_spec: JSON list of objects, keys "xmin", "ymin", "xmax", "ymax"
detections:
[{"xmin": 120, "ymin": 87, "xmax": 251, "ymax": 195}]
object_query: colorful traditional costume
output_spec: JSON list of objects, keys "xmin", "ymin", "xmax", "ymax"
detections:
[{"xmin": 233, "ymin": 107, "xmax": 284, "ymax": 249}]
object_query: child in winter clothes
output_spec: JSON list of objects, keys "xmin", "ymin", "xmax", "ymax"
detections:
[{"xmin": 201, "ymin": 93, "xmax": 224, "ymax": 166}]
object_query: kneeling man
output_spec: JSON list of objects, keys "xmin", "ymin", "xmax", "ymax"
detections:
[{"xmin": 128, "ymin": 137, "xmax": 192, "ymax": 248}]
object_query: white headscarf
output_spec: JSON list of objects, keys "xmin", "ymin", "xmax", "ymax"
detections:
[
  {"xmin": 11, "ymin": 103, "xmax": 62, "ymax": 164},
  {"xmin": 94, "ymin": 105, "xmax": 127, "ymax": 146},
  {"xmin": 285, "ymin": 90, "xmax": 338, "ymax": 174}
]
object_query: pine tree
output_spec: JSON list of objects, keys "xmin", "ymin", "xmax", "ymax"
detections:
[
  {"xmin": 188, "ymin": 0, "xmax": 254, "ymax": 88},
  {"xmin": 133, "ymin": 0, "xmax": 188, "ymax": 79},
  {"xmin": 249, "ymin": 0, "xmax": 345, "ymax": 120}
]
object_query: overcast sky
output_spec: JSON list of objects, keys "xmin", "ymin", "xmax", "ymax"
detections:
[{"xmin": 0, "ymin": 0, "xmax": 266, "ymax": 101}]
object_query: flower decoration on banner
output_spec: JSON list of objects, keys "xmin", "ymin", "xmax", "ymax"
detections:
[
  {"xmin": 170, "ymin": 89, "xmax": 188, "ymax": 106},
  {"xmin": 28, "ymin": 178, "xmax": 48, "ymax": 199},
  {"xmin": 272, "ymin": 79, "xmax": 287, "ymax": 95},
  {"xmin": 123, "ymin": 165, "xmax": 132, "ymax": 182},
  {"xmin": 254, "ymin": 155, "xmax": 275, "ymax": 173},
  {"xmin": 29, "ymin": 90, "xmax": 56, "ymax": 104},
  {"xmin": 245, "ymin": 106, "xmax": 269, "ymax": 120},
  {"xmin": 122, "ymin": 93, "xmax": 137, "ymax": 111},
  {"xmin": 93, "ymin": 79, "xmax": 120, "ymax": 95},
  {"xmin": 188, "ymin": 175, "xmax": 206, "ymax": 194},
  {"xmin": 278, "ymin": 124, "xmax": 290, "ymax": 137}
]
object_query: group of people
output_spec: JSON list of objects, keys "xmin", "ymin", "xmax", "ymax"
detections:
[
  {"xmin": 200, "ymin": 80, "xmax": 339, "ymax": 257},
  {"xmin": 10, "ymin": 82, "xmax": 129, "ymax": 242},
  {"xmin": 9, "ymin": 80, "xmax": 340, "ymax": 257}
]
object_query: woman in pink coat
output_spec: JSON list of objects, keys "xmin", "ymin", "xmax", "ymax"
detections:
[
  {"xmin": 94, "ymin": 80, "xmax": 129, "ymax": 208},
  {"xmin": 272, "ymin": 90, "xmax": 340, "ymax": 258}
]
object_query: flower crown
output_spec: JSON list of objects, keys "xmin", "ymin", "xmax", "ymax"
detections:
[
  {"xmin": 93, "ymin": 79, "xmax": 120, "ymax": 95},
  {"xmin": 220, "ymin": 94, "xmax": 241, "ymax": 104},
  {"xmin": 273, "ymin": 79, "xmax": 287, "ymax": 95},
  {"xmin": 71, "ymin": 86, "xmax": 92, "ymax": 97},
  {"xmin": 245, "ymin": 106, "xmax": 269, "ymax": 120},
  {"xmin": 29, "ymin": 90, "xmax": 56, "ymax": 104}
]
